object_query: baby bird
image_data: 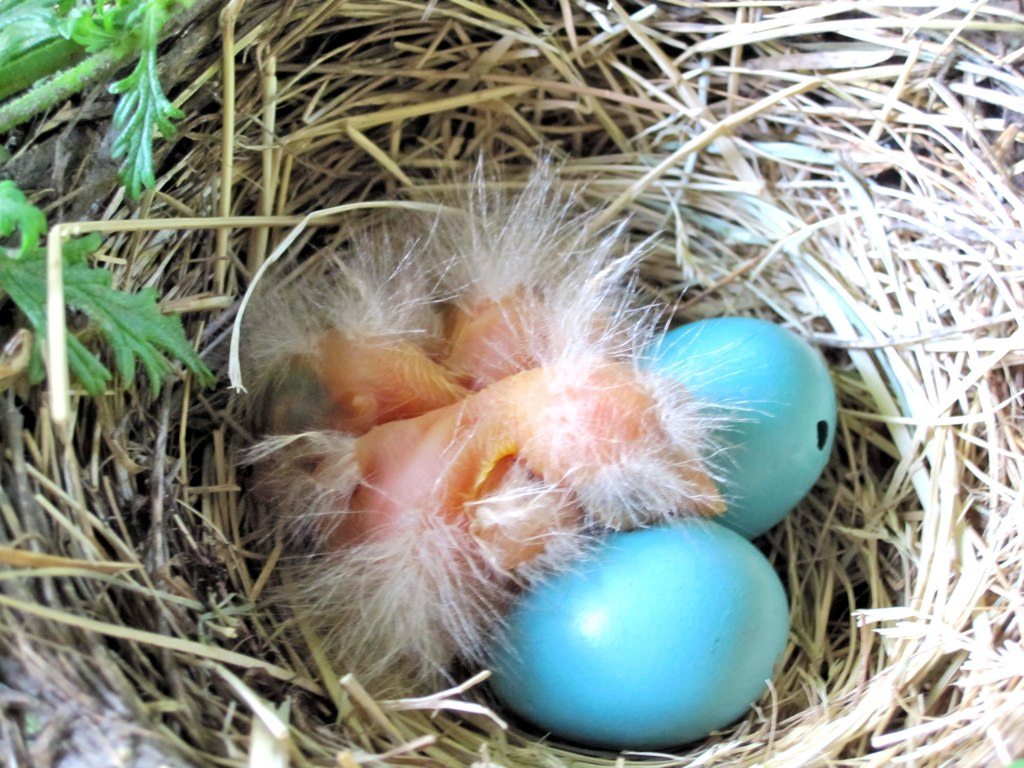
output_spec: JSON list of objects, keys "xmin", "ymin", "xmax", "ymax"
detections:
[{"xmin": 242, "ymin": 166, "xmax": 723, "ymax": 695}]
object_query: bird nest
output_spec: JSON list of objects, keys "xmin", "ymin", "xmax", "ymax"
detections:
[{"xmin": 2, "ymin": 1, "xmax": 1023, "ymax": 766}]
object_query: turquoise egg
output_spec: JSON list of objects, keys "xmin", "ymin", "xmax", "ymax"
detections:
[
  {"xmin": 489, "ymin": 522, "xmax": 789, "ymax": 750},
  {"xmin": 646, "ymin": 317, "xmax": 837, "ymax": 538}
]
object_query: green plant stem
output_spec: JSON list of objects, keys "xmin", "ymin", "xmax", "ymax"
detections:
[
  {"xmin": 0, "ymin": 47, "xmax": 122, "ymax": 134},
  {"xmin": 0, "ymin": 39, "xmax": 86, "ymax": 102}
]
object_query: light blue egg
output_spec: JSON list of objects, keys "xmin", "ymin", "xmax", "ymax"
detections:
[
  {"xmin": 489, "ymin": 522, "xmax": 789, "ymax": 750},
  {"xmin": 646, "ymin": 317, "xmax": 837, "ymax": 538}
]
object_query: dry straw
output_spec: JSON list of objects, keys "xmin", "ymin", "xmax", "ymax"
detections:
[{"xmin": 2, "ymin": 0, "xmax": 1023, "ymax": 766}]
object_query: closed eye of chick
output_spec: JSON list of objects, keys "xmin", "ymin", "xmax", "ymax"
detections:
[{"xmin": 241, "ymin": 163, "xmax": 724, "ymax": 695}]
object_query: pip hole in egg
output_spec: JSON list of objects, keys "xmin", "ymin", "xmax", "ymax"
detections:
[{"xmin": 238, "ymin": 164, "xmax": 839, "ymax": 753}]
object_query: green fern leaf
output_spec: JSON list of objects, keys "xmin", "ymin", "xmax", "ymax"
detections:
[{"xmin": 1, "ymin": 228, "xmax": 214, "ymax": 396}]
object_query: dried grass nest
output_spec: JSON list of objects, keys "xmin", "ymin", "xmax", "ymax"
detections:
[{"xmin": 2, "ymin": 1, "xmax": 1023, "ymax": 766}]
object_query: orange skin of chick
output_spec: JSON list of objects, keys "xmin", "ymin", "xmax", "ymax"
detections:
[
  {"xmin": 444, "ymin": 293, "xmax": 544, "ymax": 389},
  {"xmin": 325, "ymin": 362, "xmax": 713, "ymax": 568},
  {"xmin": 273, "ymin": 298, "xmax": 719, "ymax": 569},
  {"xmin": 280, "ymin": 330, "xmax": 467, "ymax": 435}
]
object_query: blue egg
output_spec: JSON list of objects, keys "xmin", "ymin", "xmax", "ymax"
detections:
[
  {"xmin": 489, "ymin": 522, "xmax": 789, "ymax": 750},
  {"xmin": 646, "ymin": 317, "xmax": 837, "ymax": 538}
]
